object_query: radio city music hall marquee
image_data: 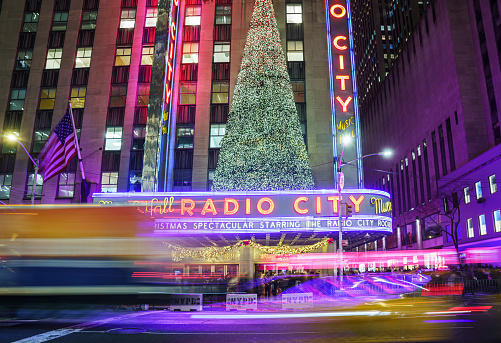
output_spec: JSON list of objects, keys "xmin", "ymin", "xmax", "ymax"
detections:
[{"xmin": 93, "ymin": 190, "xmax": 392, "ymax": 235}]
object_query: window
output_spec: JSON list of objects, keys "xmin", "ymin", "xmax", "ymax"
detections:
[
  {"xmin": 39, "ymin": 88, "xmax": 57, "ymax": 110},
  {"xmin": 182, "ymin": 43, "xmax": 199, "ymax": 64},
  {"xmin": 186, "ymin": 6, "xmax": 201, "ymax": 26},
  {"xmin": 81, "ymin": 11, "xmax": 97, "ymax": 30},
  {"xmin": 23, "ymin": 12, "xmax": 39, "ymax": 32},
  {"xmin": 70, "ymin": 87, "xmax": 87, "ymax": 108},
  {"xmin": 129, "ymin": 171, "xmax": 142, "ymax": 192},
  {"xmin": 475, "ymin": 181, "xmax": 483, "ymax": 199},
  {"xmin": 210, "ymin": 124, "xmax": 226, "ymax": 148},
  {"xmin": 109, "ymin": 85, "xmax": 128, "ymax": 107},
  {"xmin": 489, "ymin": 174, "xmax": 497, "ymax": 193},
  {"xmin": 177, "ymin": 124, "xmax": 194, "ymax": 148},
  {"xmin": 16, "ymin": 49, "xmax": 33, "ymax": 70},
  {"xmin": 115, "ymin": 46, "xmax": 132, "ymax": 66},
  {"xmin": 9, "ymin": 89, "xmax": 26, "ymax": 111},
  {"xmin": 26, "ymin": 173, "xmax": 43, "ymax": 199},
  {"xmin": 494, "ymin": 210, "xmax": 501, "ymax": 232},
  {"xmin": 101, "ymin": 172, "xmax": 118, "ymax": 193},
  {"xmin": 213, "ymin": 42, "xmax": 230, "ymax": 63},
  {"xmin": 141, "ymin": 45, "xmax": 154, "ymax": 65},
  {"xmin": 120, "ymin": 9, "xmax": 136, "ymax": 28},
  {"xmin": 215, "ymin": 5, "xmax": 231, "ymax": 25},
  {"xmin": 52, "ymin": 12, "xmax": 68, "ymax": 31},
  {"xmin": 105, "ymin": 127, "xmax": 123, "ymax": 150},
  {"xmin": 0, "ymin": 174, "xmax": 12, "ymax": 199},
  {"xmin": 179, "ymin": 82, "xmax": 196, "ymax": 105},
  {"xmin": 32, "ymin": 129, "xmax": 50, "ymax": 153},
  {"xmin": 287, "ymin": 41, "xmax": 304, "ymax": 61},
  {"xmin": 464, "ymin": 187, "xmax": 470, "ymax": 204},
  {"xmin": 286, "ymin": 4, "xmax": 302, "ymax": 23},
  {"xmin": 211, "ymin": 81, "xmax": 229, "ymax": 104},
  {"xmin": 467, "ymin": 218, "xmax": 474, "ymax": 238},
  {"xmin": 45, "ymin": 48, "xmax": 63, "ymax": 69},
  {"xmin": 479, "ymin": 214, "xmax": 487, "ymax": 235},
  {"xmin": 446, "ymin": 225, "xmax": 451, "ymax": 242},
  {"xmin": 145, "ymin": 7, "xmax": 158, "ymax": 27},
  {"xmin": 75, "ymin": 47, "xmax": 92, "ymax": 68},
  {"xmin": 132, "ymin": 126, "xmax": 145, "ymax": 150},
  {"xmin": 136, "ymin": 84, "xmax": 150, "ymax": 106},
  {"xmin": 57, "ymin": 172, "xmax": 75, "ymax": 198},
  {"xmin": 291, "ymin": 81, "xmax": 305, "ymax": 102}
]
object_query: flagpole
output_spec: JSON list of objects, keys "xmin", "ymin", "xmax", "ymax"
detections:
[{"xmin": 68, "ymin": 103, "xmax": 86, "ymax": 181}]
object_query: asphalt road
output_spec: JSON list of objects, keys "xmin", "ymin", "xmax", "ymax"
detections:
[{"xmin": 1, "ymin": 295, "xmax": 501, "ymax": 343}]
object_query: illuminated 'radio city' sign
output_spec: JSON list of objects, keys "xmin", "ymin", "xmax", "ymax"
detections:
[
  {"xmin": 93, "ymin": 190, "xmax": 392, "ymax": 235},
  {"xmin": 326, "ymin": 0, "xmax": 361, "ymax": 188},
  {"xmin": 162, "ymin": 0, "xmax": 180, "ymax": 135}
]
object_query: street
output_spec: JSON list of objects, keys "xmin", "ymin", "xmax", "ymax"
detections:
[{"xmin": 1, "ymin": 295, "xmax": 500, "ymax": 343}]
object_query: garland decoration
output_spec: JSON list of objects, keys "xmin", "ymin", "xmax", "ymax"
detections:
[{"xmin": 165, "ymin": 238, "xmax": 333, "ymax": 262}]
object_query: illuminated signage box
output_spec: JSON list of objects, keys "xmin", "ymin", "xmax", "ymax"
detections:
[{"xmin": 93, "ymin": 190, "xmax": 392, "ymax": 235}]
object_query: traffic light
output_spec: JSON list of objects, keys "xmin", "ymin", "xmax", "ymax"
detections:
[{"xmin": 345, "ymin": 203, "xmax": 353, "ymax": 217}]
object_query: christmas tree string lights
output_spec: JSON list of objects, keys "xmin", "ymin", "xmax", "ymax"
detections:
[
  {"xmin": 212, "ymin": 0, "xmax": 315, "ymax": 191},
  {"xmin": 165, "ymin": 238, "xmax": 334, "ymax": 262}
]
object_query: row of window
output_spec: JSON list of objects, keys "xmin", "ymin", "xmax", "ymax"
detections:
[
  {"xmin": 464, "ymin": 175, "xmax": 497, "ymax": 203},
  {"xmin": 465, "ymin": 210, "xmax": 501, "ymax": 238}
]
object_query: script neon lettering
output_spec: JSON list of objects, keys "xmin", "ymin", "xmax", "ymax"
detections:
[
  {"xmin": 181, "ymin": 199, "xmax": 195, "ymax": 216},
  {"xmin": 257, "ymin": 197, "xmax": 274, "ymax": 215},
  {"xmin": 336, "ymin": 96, "xmax": 352, "ymax": 112},
  {"xmin": 330, "ymin": 4, "xmax": 346, "ymax": 18},
  {"xmin": 201, "ymin": 198, "xmax": 217, "ymax": 215},
  {"xmin": 333, "ymin": 36, "xmax": 348, "ymax": 50},
  {"xmin": 327, "ymin": 196, "xmax": 342, "ymax": 213},
  {"xmin": 293, "ymin": 197, "xmax": 309, "ymax": 214},
  {"xmin": 224, "ymin": 198, "xmax": 239, "ymax": 215},
  {"xmin": 349, "ymin": 195, "xmax": 364, "ymax": 212},
  {"xmin": 336, "ymin": 75, "xmax": 350, "ymax": 91}
]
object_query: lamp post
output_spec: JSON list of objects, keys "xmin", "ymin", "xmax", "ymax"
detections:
[
  {"xmin": 7, "ymin": 134, "xmax": 39, "ymax": 205},
  {"xmin": 336, "ymin": 142, "xmax": 392, "ymax": 283}
]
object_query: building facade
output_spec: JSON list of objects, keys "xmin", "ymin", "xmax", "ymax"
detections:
[
  {"xmin": 361, "ymin": 0, "xmax": 501, "ymax": 252},
  {"xmin": 0, "ymin": 0, "xmax": 336, "ymax": 204}
]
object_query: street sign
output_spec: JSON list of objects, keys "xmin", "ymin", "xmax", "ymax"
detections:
[{"xmin": 342, "ymin": 239, "xmax": 348, "ymax": 246}]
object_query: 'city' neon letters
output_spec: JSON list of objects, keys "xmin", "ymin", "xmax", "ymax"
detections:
[
  {"xmin": 294, "ymin": 197, "xmax": 309, "ymax": 214},
  {"xmin": 333, "ymin": 36, "xmax": 348, "ymax": 50}
]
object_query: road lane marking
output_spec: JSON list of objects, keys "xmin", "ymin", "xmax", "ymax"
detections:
[{"xmin": 11, "ymin": 311, "xmax": 150, "ymax": 343}]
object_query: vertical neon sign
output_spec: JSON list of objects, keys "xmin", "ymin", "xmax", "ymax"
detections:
[
  {"xmin": 158, "ymin": 0, "xmax": 181, "ymax": 191},
  {"xmin": 325, "ymin": 0, "xmax": 362, "ymax": 188}
]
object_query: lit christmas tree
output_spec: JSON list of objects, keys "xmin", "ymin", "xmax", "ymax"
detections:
[{"xmin": 212, "ymin": 0, "xmax": 314, "ymax": 191}]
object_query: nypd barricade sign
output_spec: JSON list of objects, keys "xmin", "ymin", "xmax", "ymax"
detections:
[
  {"xmin": 170, "ymin": 294, "xmax": 202, "ymax": 311},
  {"xmin": 226, "ymin": 294, "xmax": 258, "ymax": 311},
  {"xmin": 282, "ymin": 292, "xmax": 313, "ymax": 310}
]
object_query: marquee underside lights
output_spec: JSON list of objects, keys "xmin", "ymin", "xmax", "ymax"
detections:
[
  {"xmin": 326, "ymin": 0, "xmax": 362, "ymax": 188},
  {"xmin": 93, "ymin": 189, "xmax": 392, "ymax": 235}
]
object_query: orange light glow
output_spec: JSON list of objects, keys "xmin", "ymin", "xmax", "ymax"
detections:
[
  {"xmin": 336, "ymin": 96, "xmax": 353, "ymax": 112},
  {"xmin": 165, "ymin": 87, "xmax": 171, "ymax": 104},
  {"xmin": 327, "ymin": 196, "xmax": 342, "ymax": 213},
  {"xmin": 245, "ymin": 198, "xmax": 251, "ymax": 215},
  {"xmin": 169, "ymin": 42, "xmax": 174, "ymax": 60},
  {"xmin": 330, "ymin": 4, "xmax": 346, "ymax": 18},
  {"xmin": 349, "ymin": 195, "xmax": 364, "ymax": 212},
  {"xmin": 181, "ymin": 199, "xmax": 195, "ymax": 216},
  {"xmin": 224, "ymin": 198, "xmax": 239, "ymax": 215},
  {"xmin": 174, "ymin": 0, "xmax": 178, "ymax": 6},
  {"xmin": 293, "ymin": 197, "xmax": 309, "ymax": 214},
  {"xmin": 333, "ymin": 36, "xmax": 348, "ymax": 50},
  {"xmin": 316, "ymin": 197, "xmax": 322, "ymax": 214},
  {"xmin": 167, "ymin": 62, "xmax": 173, "ymax": 81},
  {"xmin": 171, "ymin": 22, "xmax": 176, "ymax": 41},
  {"xmin": 339, "ymin": 55, "xmax": 345, "ymax": 70},
  {"xmin": 201, "ymin": 199, "xmax": 217, "ymax": 215},
  {"xmin": 257, "ymin": 197, "xmax": 275, "ymax": 215},
  {"xmin": 336, "ymin": 75, "xmax": 350, "ymax": 91}
]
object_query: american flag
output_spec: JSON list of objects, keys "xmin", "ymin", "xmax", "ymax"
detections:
[{"xmin": 38, "ymin": 109, "xmax": 77, "ymax": 182}]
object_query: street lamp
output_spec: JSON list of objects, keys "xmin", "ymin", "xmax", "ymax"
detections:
[
  {"xmin": 6, "ymin": 134, "xmax": 39, "ymax": 205},
  {"xmin": 336, "ymin": 142, "xmax": 392, "ymax": 282}
]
